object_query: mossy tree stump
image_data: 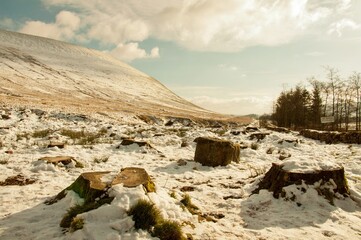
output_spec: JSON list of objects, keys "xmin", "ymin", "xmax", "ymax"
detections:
[
  {"xmin": 46, "ymin": 168, "xmax": 155, "ymax": 229},
  {"xmin": 194, "ymin": 137, "xmax": 240, "ymax": 167},
  {"xmin": 253, "ymin": 163, "xmax": 349, "ymax": 198}
]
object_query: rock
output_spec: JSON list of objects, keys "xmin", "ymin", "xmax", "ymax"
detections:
[
  {"xmin": 194, "ymin": 137, "xmax": 240, "ymax": 167},
  {"xmin": 230, "ymin": 130, "xmax": 241, "ymax": 135},
  {"xmin": 112, "ymin": 167, "xmax": 155, "ymax": 192},
  {"xmin": 249, "ymin": 132, "xmax": 270, "ymax": 141},
  {"xmin": 177, "ymin": 159, "xmax": 188, "ymax": 166},
  {"xmin": 5, "ymin": 150, "xmax": 13, "ymax": 154},
  {"xmin": 47, "ymin": 142, "xmax": 65, "ymax": 149},
  {"xmin": 180, "ymin": 141, "xmax": 189, "ymax": 148},
  {"xmin": 253, "ymin": 162, "xmax": 349, "ymax": 199},
  {"xmin": 300, "ymin": 129, "xmax": 361, "ymax": 144},
  {"xmin": 118, "ymin": 139, "xmax": 152, "ymax": 148},
  {"xmin": 180, "ymin": 186, "xmax": 195, "ymax": 192},
  {"xmin": 246, "ymin": 126, "xmax": 259, "ymax": 132},
  {"xmin": 39, "ymin": 156, "xmax": 74, "ymax": 165},
  {"xmin": 266, "ymin": 126, "xmax": 290, "ymax": 133},
  {"xmin": 0, "ymin": 174, "xmax": 36, "ymax": 186},
  {"xmin": 279, "ymin": 153, "xmax": 291, "ymax": 160},
  {"xmin": 1, "ymin": 114, "xmax": 11, "ymax": 120}
]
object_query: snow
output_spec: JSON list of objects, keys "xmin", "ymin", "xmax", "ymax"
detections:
[
  {"xmin": 0, "ymin": 107, "xmax": 361, "ymax": 240},
  {"xmin": 0, "ymin": 29, "xmax": 214, "ymax": 119}
]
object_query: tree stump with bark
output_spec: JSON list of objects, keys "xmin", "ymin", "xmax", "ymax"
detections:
[
  {"xmin": 253, "ymin": 162, "xmax": 349, "ymax": 199},
  {"xmin": 194, "ymin": 137, "xmax": 240, "ymax": 167}
]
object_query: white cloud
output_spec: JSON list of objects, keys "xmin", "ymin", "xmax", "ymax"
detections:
[
  {"xmin": 108, "ymin": 42, "xmax": 159, "ymax": 62},
  {"xmin": 305, "ymin": 51, "xmax": 324, "ymax": 57},
  {"xmin": 328, "ymin": 18, "xmax": 360, "ymax": 37},
  {"xmin": 189, "ymin": 95, "xmax": 273, "ymax": 115},
  {"xmin": 19, "ymin": 10, "xmax": 80, "ymax": 41},
  {"xmin": 41, "ymin": 0, "xmax": 358, "ymax": 52},
  {"xmin": 218, "ymin": 64, "xmax": 238, "ymax": 71}
]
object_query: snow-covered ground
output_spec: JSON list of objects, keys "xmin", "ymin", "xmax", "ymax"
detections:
[{"xmin": 0, "ymin": 107, "xmax": 360, "ymax": 240}]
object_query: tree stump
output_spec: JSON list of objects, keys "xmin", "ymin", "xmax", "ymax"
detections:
[
  {"xmin": 253, "ymin": 162, "xmax": 349, "ymax": 198},
  {"xmin": 194, "ymin": 137, "xmax": 240, "ymax": 167},
  {"xmin": 39, "ymin": 156, "xmax": 74, "ymax": 165},
  {"xmin": 46, "ymin": 168, "xmax": 155, "ymax": 205}
]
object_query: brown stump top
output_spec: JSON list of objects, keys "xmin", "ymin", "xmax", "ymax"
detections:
[
  {"xmin": 112, "ymin": 167, "xmax": 150, "ymax": 187},
  {"xmin": 39, "ymin": 156, "xmax": 74, "ymax": 165}
]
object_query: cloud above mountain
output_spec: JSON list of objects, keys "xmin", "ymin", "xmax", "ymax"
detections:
[{"xmin": 13, "ymin": 0, "xmax": 361, "ymax": 61}]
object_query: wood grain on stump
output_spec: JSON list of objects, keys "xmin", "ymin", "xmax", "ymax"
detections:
[
  {"xmin": 39, "ymin": 156, "xmax": 74, "ymax": 165},
  {"xmin": 253, "ymin": 163, "xmax": 349, "ymax": 198}
]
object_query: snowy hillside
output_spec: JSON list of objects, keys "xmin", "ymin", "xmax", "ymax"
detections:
[
  {"xmin": 0, "ymin": 107, "xmax": 360, "ymax": 239},
  {"xmin": 0, "ymin": 29, "xmax": 224, "ymax": 120}
]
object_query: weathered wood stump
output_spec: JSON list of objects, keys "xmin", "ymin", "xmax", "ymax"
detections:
[
  {"xmin": 194, "ymin": 137, "xmax": 240, "ymax": 167},
  {"xmin": 39, "ymin": 156, "xmax": 74, "ymax": 165},
  {"xmin": 253, "ymin": 162, "xmax": 349, "ymax": 199},
  {"xmin": 46, "ymin": 168, "xmax": 156, "ymax": 228},
  {"xmin": 46, "ymin": 167, "xmax": 155, "ymax": 205}
]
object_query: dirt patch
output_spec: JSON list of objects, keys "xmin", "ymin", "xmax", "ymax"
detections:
[{"xmin": 0, "ymin": 174, "xmax": 36, "ymax": 186}]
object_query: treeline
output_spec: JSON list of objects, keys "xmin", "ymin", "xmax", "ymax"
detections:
[{"xmin": 272, "ymin": 67, "xmax": 361, "ymax": 131}]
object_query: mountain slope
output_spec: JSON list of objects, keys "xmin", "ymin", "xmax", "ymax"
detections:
[{"xmin": 0, "ymin": 29, "xmax": 230, "ymax": 121}]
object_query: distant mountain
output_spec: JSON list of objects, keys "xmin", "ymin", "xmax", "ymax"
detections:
[{"xmin": 0, "ymin": 29, "xmax": 231, "ymax": 121}]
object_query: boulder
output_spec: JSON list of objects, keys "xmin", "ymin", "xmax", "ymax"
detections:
[
  {"xmin": 118, "ymin": 139, "xmax": 152, "ymax": 148},
  {"xmin": 249, "ymin": 132, "xmax": 270, "ymax": 141},
  {"xmin": 194, "ymin": 137, "xmax": 240, "ymax": 167}
]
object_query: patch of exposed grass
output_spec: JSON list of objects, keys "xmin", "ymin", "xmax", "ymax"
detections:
[
  {"xmin": 0, "ymin": 155, "xmax": 8, "ymax": 165},
  {"xmin": 153, "ymin": 220, "xmax": 185, "ymax": 240},
  {"xmin": 32, "ymin": 129, "xmax": 53, "ymax": 138},
  {"xmin": 16, "ymin": 132, "xmax": 30, "ymax": 141},
  {"xmin": 60, "ymin": 128, "xmax": 108, "ymax": 145},
  {"xmin": 250, "ymin": 142, "xmax": 259, "ymax": 150},
  {"xmin": 60, "ymin": 197, "xmax": 114, "ymax": 228},
  {"xmin": 93, "ymin": 155, "xmax": 110, "ymax": 164},
  {"xmin": 127, "ymin": 199, "xmax": 162, "ymax": 230},
  {"xmin": 180, "ymin": 194, "xmax": 199, "ymax": 215},
  {"xmin": 70, "ymin": 217, "xmax": 84, "ymax": 232}
]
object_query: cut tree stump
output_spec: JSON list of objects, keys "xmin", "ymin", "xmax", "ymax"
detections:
[
  {"xmin": 46, "ymin": 167, "xmax": 155, "ymax": 205},
  {"xmin": 39, "ymin": 156, "xmax": 74, "ymax": 165},
  {"xmin": 194, "ymin": 137, "xmax": 240, "ymax": 167},
  {"xmin": 253, "ymin": 162, "xmax": 349, "ymax": 198}
]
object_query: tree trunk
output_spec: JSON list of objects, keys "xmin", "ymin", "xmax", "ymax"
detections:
[{"xmin": 253, "ymin": 163, "xmax": 349, "ymax": 199}]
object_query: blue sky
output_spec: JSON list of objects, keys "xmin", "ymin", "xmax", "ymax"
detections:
[{"xmin": 1, "ymin": 0, "xmax": 361, "ymax": 115}]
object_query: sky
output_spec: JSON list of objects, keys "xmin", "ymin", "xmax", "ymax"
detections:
[{"xmin": 1, "ymin": 0, "xmax": 361, "ymax": 115}]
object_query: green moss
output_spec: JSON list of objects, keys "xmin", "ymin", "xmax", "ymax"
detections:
[
  {"xmin": 127, "ymin": 199, "xmax": 162, "ymax": 230},
  {"xmin": 152, "ymin": 220, "xmax": 185, "ymax": 240}
]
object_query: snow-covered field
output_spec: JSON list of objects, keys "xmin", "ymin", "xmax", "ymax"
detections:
[{"xmin": 0, "ymin": 107, "xmax": 360, "ymax": 240}]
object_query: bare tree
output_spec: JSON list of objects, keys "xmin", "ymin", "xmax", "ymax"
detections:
[{"xmin": 350, "ymin": 72, "xmax": 361, "ymax": 130}]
